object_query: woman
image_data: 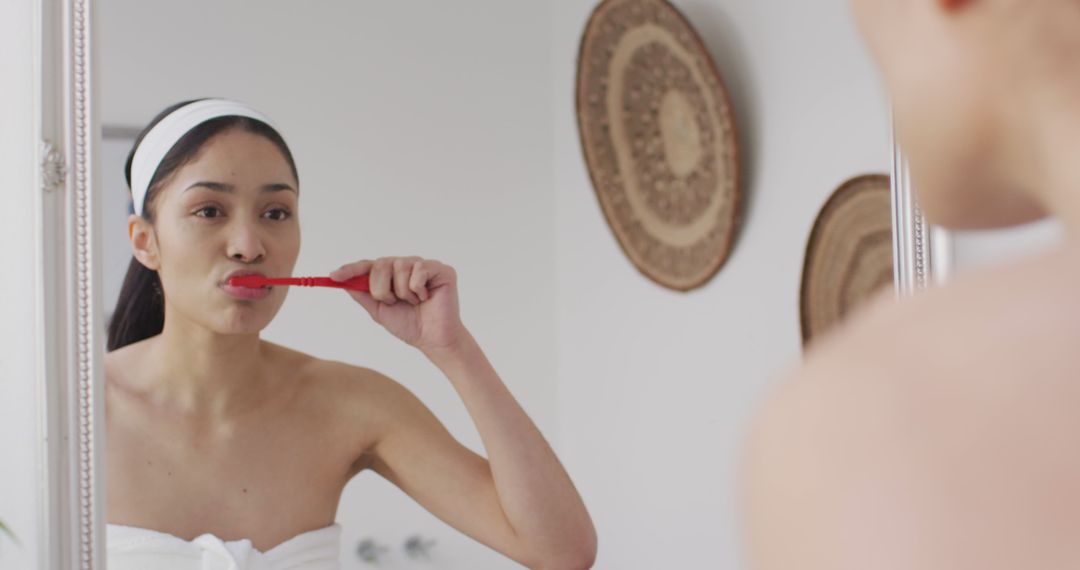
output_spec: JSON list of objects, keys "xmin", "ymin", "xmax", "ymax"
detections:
[
  {"xmin": 104, "ymin": 98, "xmax": 596, "ymax": 569},
  {"xmin": 744, "ymin": 0, "xmax": 1080, "ymax": 568}
]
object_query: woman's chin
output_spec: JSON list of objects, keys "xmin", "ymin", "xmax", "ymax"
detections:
[
  {"xmin": 216, "ymin": 320, "xmax": 270, "ymax": 336},
  {"xmin": 213, "ymin": 304, "xmax": 280, "ymax": 335}
]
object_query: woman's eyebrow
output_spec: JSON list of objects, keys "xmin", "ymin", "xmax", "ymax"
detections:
[
  {"xmin": 261, "ymin": 183, "xmax": 296, "ymax": 194},
  {"xmin": 184, "ymin": 181, "xmax": 296, "ymax": 194}
]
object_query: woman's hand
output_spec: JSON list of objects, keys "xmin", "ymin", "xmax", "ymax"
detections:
[{"xmin": 330, "ymin": 257, "xmax": 466, "ymax": 353}]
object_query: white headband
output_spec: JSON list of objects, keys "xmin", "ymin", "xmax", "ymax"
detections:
[{"xmin": 130, "ymin": 98, "xmax": 277, "ymax": 216}]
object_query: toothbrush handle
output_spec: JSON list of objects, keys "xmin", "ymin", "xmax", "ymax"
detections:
[
  {"xmin": 267, "ymin": 275, "xmax": 370, "ymax": 292},
  {"xmin": 304, "ymin": 275, "xmax": 370, "ymax": 292}
]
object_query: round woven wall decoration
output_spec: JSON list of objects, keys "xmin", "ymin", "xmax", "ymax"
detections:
[
  {"xmin": 800, "ymin": 174, "xmax": 894, "ymax": 344},
  {"xmin": 576, "ymin": 0, "xmax": 741, "ymax": 291}
]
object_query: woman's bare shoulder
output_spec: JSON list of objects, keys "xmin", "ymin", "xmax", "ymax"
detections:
[
  {"xmin": 275, "ymin": 347, "xmax": 398, "ymax": 393},
  {"xmin": 743, "ymin": 245, "xmax": 1080, "ymax": 570},
  {"xmin": 798, "ymin": 243, "xmax": 1080, "ymax": 384},
  {"xmin": 267, "ymin": 344, "xmax": 414, "ymax": 420},
  {"xmin": 103, "ymin": 336, "xmax": 153, "ymax": 378}
]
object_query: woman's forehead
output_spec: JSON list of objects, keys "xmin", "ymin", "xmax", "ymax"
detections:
[{"xmin": 174, "ymin": 130, "xmax": 297, "ymax": 188}]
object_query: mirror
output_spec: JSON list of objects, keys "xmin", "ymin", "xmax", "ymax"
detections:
[
  {"xmin": 94, "ymin": 1, "xmax": 591, "ymax": 568},
  {"xmin": 9, "ymin": 1, "xmax": 898, "ymax": 568}
]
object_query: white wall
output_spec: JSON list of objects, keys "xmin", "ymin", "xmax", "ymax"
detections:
[
  {"xmin": 101, "ymin": 136, "xmax": 135, "ymax": 324},
  {"xmin": 99, "ymin": 2, "xmax": 554, "ymax": 568},
  {"xmin": 0, "ymin": 0, "xmax": 42, "ymax": 568},
  {"xmin": 552, "ymin": 1, "xmax": 890, "ymax": 567}
]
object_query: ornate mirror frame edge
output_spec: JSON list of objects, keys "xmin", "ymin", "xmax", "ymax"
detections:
[
  {"xmin": 891, "ymin": 121, "xmax": 954, "ymax": 298},
  {"xmin": 38, "ymin": 0, "xmax": 106, "ymax": 568}
]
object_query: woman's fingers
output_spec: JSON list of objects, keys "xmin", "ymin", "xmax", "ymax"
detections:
[
  {"xmin": 330, "ymin": 260, "xmax": 374, "ymax": 282},
  {"xmin": 369, "ymin": 258, "xmax": 397, "ymax": 305},
  {"xmin": 409, "ymin": 260, "xmax": 431, "ymax": 302},
  {"xmin": 349, "ymin": 290, "xmax": 380, "ymax": 318},
  {"xmin": 393, "ymin": 257, "xmax": 422, "ymax": 305},
  {"xmin": 335, "ymin": 256, "xmax": 447, "ymax": 306}
]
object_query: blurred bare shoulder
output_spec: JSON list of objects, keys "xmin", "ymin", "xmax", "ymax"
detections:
[{"xmin": 743, "ymin": 245, "xmax": 1080, "ymax": 570}]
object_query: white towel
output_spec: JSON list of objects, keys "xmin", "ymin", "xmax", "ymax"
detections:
[{"xmin": 106, "ymin": 523, "xmax": 342, "ymax": 570}]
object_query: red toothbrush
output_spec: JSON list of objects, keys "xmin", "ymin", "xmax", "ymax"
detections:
[{"xmin": 228, "ymin": 274, "xmax": 370, "ymax": 292}]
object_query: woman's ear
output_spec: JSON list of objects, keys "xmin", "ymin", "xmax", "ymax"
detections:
[{"xmin": 128, "ymin": 214, "xmax": 160, "ymax": 271}]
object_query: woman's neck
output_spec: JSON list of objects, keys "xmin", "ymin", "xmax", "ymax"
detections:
[
  {"xmin": 141, "ymin": 315, "xmax": 275, "ymax": 423},
  {"xmin": 1015, "ymin": 81, "xmax": 1080, "ymax": 236}
]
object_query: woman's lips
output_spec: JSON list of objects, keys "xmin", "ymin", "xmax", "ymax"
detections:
[
  {"xmin": 220, "ymin": 282, "xmax": 272, "ymax": 300},
  {"xmin": 220, "ymin": 270, "xmax": 272, "ymax": 300}
]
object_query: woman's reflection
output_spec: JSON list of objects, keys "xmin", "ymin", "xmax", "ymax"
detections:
[{"xmin": 104, "ymin": 98, "xmax": 596, "ymax": 569}]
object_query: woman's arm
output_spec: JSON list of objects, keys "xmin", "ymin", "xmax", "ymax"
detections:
[{"xmin": 332, "ymin": 257, "xmax": 596, "ymax": 569}]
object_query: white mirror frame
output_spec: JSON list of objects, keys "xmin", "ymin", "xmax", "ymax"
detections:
[
  {"xmin": 30, "ymin": 3, "xmax": 950, "ymax": 568},
  {"xmin": 36, "ymin": 0, "xmax": 106, "ymax": 568},
  {"xmin": 891, "ymin": 125, "xmax": 954, "ymax": 297}
]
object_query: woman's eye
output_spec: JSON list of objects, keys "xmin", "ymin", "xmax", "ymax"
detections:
[
  {"xmin": 194, "ymin": 206, "xmax": 222, "ymax": 218},
  {"xmin": 265, "ymin": 208, "xmax": 292, "ymax": 221}
]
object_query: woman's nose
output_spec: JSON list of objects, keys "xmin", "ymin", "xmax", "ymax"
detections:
[{"xmin": 226, "ymin": 221, "xmax": 266, "ymax": 263}]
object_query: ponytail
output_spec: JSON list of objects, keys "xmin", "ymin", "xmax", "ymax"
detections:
[{"xmin": 107, "ymin": 258, "xmax": 164, "ymax": 351}]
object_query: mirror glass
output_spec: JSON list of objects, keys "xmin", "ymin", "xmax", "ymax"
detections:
[
  {"xmin": 91, "ymin": 1, "xmax": 892, "ymax": 568},
  {"xmin": 100, "ymin": 1, "xmax": 560, "ymax": 567}
]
